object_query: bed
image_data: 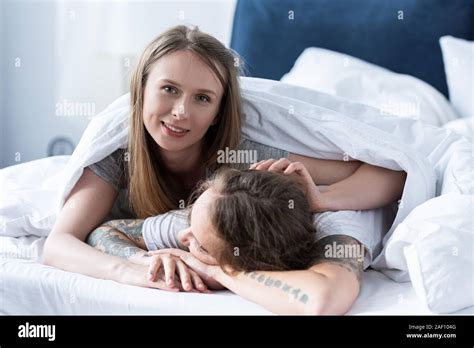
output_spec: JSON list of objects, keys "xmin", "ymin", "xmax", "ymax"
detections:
[
  {"xmin": 1, "ymin": 0, "xmax": 473, "ymax": 315},
  {"xmin": 2, "ymin": 229, "xmax": 472, "ymax": 315}
]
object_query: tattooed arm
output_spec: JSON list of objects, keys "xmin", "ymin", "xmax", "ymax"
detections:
[
  {"xmin": 87, "ymin": 220, "xmax": 209, "ymax": 292},
  {"xmin": 211, "ymin": 234, "xmax": 363, "ymax": 315},
  {"xmin": 305, "ymin": 235, "xmax": 363, "ymax": 313},
  {"xmin": 86, "ymin": 220, "xmax": 150, "ymax": 265}
]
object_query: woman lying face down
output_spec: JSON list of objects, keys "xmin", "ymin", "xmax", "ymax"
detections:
[
  {"xmin": 87, "ymin": 163, "xmax": 321, "ymax": 292},
  {"xmin": 179, "ymin": 168, "xmax": 318, "ymax": 274}
]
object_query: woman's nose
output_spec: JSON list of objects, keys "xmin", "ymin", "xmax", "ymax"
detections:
[{"xmin": 172, "ymin": 98, "xmax": 191, "ymax": 120}]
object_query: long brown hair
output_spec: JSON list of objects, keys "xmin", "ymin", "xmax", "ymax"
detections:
[
  {"xmin": 192, "ymin": 169, "xmax": 318, "ymax": 274},
  {"xmin": 128, "ymin": 25, "xmax": 243, "ymax": 218}
]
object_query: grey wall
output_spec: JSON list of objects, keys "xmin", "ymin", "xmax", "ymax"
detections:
[
  {"xmin": 0, "ymin": 0, "xmax": 237, "ymax": 169},
  {"xmin": 0, "ymin": 0, "xmax": 4, "ymax": 168},
  {"xmin": 2, "ymin": 0, "xmax": 57, "ymax": 168}
]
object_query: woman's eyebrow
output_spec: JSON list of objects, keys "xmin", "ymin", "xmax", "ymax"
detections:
[{"xmin": 160, "ymin": 78, "xmax": 217, "ymax": 97}]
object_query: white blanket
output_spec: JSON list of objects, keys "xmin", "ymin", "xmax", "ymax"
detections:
[{"xmin": 1, "ymin": 77, "xmax": 473, "ymax": 313}]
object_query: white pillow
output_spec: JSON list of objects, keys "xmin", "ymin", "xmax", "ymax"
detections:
[
  {"xmin": 281, "ymin": 47, "xmax": 458, "ymax": 126},
  {"xmin": 397, "ymin": 194, "xmax": 474, "ymax": 313},
  {"xmin": 443, "ymin": 117, "xmax": 474, "ymax": 143},
  {"xmin": 440, "ymin": 36, "xmax": 474, "ymax": 119}
]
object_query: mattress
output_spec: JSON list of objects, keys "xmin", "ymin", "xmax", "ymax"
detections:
[{"xmin": 1, "ymin": 235, "xmax": 472, "ymax": 315}]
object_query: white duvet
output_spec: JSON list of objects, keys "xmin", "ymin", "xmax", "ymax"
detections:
[{"xmin": 1, "ymin": 77, "xmax": 473, "ymax": 313}]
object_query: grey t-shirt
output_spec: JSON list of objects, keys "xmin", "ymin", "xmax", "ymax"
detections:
[
  {"xmin": 88, "ymin": 138, "xmax": 396, "ymax": 269},
  {"xmin": 88, "ymin": 148, "xmax": 135, "ymax": 222},
  {"xmin": 142, "ymin": 209, "xmax": 189, "ymax": 251},
  {"xmin": 87, "ymin": 138, "xmax": 289, "ymax": 221},
  {"xmin": 142, "ymin": 203, "xmax": 397, "ymax": 270}
]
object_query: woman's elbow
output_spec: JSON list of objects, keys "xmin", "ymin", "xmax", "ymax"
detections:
[
  {"xmin": 303, "ymin": 285, "xmax": 358, "ymax": 315},
  {"xmin": 42, "ymin": 235, "xmax": 56, "ymax": 266},
  {"xmin": 303, "ymin": 293, "xmax": 332, "ymax": 315},
  {"xmin": 299, "ymin": 284, "xmax": 336, "ymax": 315},
  {"xmin": 395, "ymin": 170, "xmax": 407, "ymax": 198},
  {"xmin": 42, "ymin": 233, "xmax": 66, "ymax": 267}
]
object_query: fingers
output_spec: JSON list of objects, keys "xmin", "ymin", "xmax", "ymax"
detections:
[
  {"xmin": 189, "ymin": 270, "xmax": 211, "ymax": 293},
  {"xmin": 179, "ymin": 253, "xmax": 205, "ymax": 273},
  {"xmin": 148, "ymin": 248, "xmax": 187, "ymax": 258},
  {"xmin": 145, "ymin": 250, "xmax": 215, "ymax": 293},
  {"xmin": 250, "ymin": 158, "xmax": 292, "ymax": 172},
  {"xmin": 147, "ymin": 276, "xmax": 180, "ymax": 292},
  {"xmin": 283, "ymin": 161, "xmax": 305, "ymax": 176},
  {"xmin": 140, "ymin": 266, "xmax": 179, "ymax": 292},
  {"xmin": 249, "ymin": 159, "xmax": 276, "ymax": 170},
  {"xmin": 162, "ymin": 255, "xmax": 177, "ymax": 289},
  {"xmin": 175, "ymin": 260, "xmax": 210, "ymax": 293},
  {"xmin": 270, "ymin": 158, "xmax": 296, "ymax": 174},
  {"xmin": 249, "ymin": 160, "xmax": 265, "ymax": 169},
  {"xmin": 284, "ymin": 162, "xmax": 314, "ymax": 183},
  {"xmin": 176, "ymin": 257, "xmax": 211, "ymax": 293},
  {"xmin": 250, "ymin": 158, "xmax": 307, "ymax": 177},
  {"xmin": 175, "ymin": 259, "xmax": 193, "ymax": 292},
  {"xmin": 250, "ymin": 158, "xmax": 277, "ymax": 171},
  {"xmin": 142, "ymin": 255, "xmax": 214, "ymax": 293},
  {"xmin": 147, "ymin": 256, "xmax": 162, "ymax": 282},
  {"xmin": 250, "ymin": 159, "xmax": 316, "ymax": 198}
]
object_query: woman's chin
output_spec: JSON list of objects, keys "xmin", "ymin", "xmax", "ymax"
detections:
[{"xmin": 153, "ymin": 136, "xmax": 191, "ymax": 153}]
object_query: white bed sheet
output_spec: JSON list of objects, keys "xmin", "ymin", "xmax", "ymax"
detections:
[{"xmin": 1, "ymin": 236, "xmax": 472, "ymax": 315}]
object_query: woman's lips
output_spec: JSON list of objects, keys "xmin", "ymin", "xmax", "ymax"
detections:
[{"xmin": 161, "ymin": 121, "xmax": 190, "ymax": 138}]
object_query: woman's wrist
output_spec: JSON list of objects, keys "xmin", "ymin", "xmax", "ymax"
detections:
[
  {"xmin": 214, "ymin": 268, "xmax": 229, "ymax": 285},
  {"xmin": 214, "ymin": 267, "xmax": 242, "ymax": 290},
  {"xmin": 110, "ymin": 258, "xmax": 130, "ymax": 283},
  {"xmin": 127, "ymin": 250, "xmax": 150, "ymax": 265},
  {"xmin": 313, "ymin": 186, "xmax": 339, "ymax": 212}
]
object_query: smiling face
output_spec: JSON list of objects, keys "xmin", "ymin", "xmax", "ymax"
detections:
[
  {"xmin": 178, "ymin": 188, "xmax": 222, "ymax": 265},
  {"xmin": 142, "ymin": 50, "xmax": 225, "ymax": 156}
]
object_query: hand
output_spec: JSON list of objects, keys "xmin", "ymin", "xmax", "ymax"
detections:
[
  {"xmin": 118, "ymin": 261, "xmax": 182, "ymax": 292},
  {"xmin": 148, "ymin": 249, "xmax": 226, "ymax": 290},
  {"xmin": 250, "ymin": 158, "xmax": 327, "ymax": 212},
  {"xmin": 143, "ymin": 252, "xmax": 211, "ymax": 293}
]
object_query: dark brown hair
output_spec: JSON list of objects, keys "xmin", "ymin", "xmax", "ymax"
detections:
[{"xmin": 191, "ymin": 168, "xmax": 318, "ymax": 274}]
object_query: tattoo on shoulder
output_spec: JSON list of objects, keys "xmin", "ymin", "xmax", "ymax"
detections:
[
  {"xmin": 104, "ymin": 219, "xmax": 145, "ymax": 244},
  {"xmin": 311, "ymin": 235, "xmax": 365, "ymax": 285}
]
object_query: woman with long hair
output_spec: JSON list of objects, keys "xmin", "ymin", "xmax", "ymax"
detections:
[{"xmin": 43, "ymin": 25, "xmax": 406, "ymax": 314}]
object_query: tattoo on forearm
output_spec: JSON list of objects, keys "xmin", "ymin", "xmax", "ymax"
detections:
[
  {"xmin": 103, "ymin": 219, "xmax": 145, "ymax": 244},
  {"xmin": 245, "ymin": 272, "xmax": 310, "ymax": 304},
  {"xmin": 312, "ymin": 235, "xmax": 364, "ymax": 286},
  {"xmin": 86, "ymin": 224, "xmax": 147, "ymax": 260}
]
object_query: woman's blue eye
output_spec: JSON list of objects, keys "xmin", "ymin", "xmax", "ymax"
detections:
[
  {"xmin": 197, "ymin": 95, "xmax": 210, "ymax": 103},
  {"xmin": 162, "ymin": 87, "xmax": 209, "ymax": 103},
  {"xmin": 163, "ymin": 86, "xmax": 177, "ymax": 94}
]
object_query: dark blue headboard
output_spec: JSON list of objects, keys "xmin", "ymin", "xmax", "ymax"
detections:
[{"xmin": 230, "ymin": 0, "xmax": 474, "ymax": 97}]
